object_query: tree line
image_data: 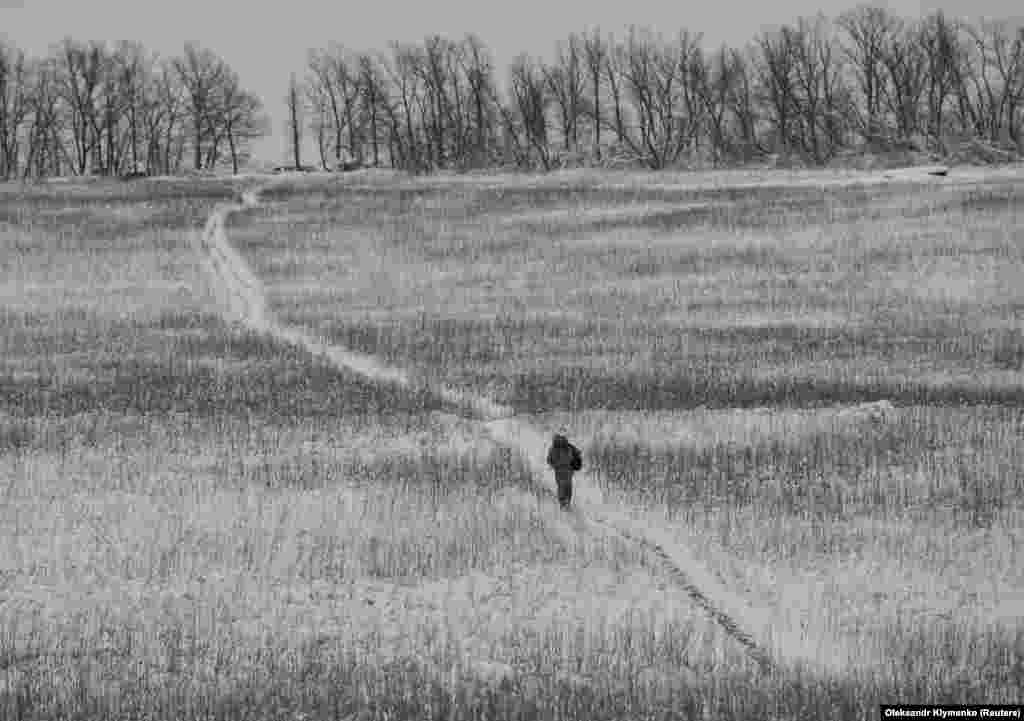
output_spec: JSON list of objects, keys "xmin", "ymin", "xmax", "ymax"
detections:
[
  {"xmin": 291, "ymin": 5, "xmax": 1024, "ymax": 172},
  {"xmin": 0, "ymin": 39, "xmax": 268, "ymax": 179},
  {"xmin": 3, "ymin": 5, "xmax": 1022, "ymax": 179}
]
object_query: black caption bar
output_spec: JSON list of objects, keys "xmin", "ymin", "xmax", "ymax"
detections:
[{"xmin": 881, "ymin": 707, "xmax": 1023, "ymax": 719}]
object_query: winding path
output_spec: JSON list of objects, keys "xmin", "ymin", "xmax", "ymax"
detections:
[{"xmin": 193, "ymin": 182, "xmax": 847, "ymax": 678}]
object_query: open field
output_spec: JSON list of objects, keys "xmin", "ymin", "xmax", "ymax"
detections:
[{"xmin": 1, "ymin": 168, "xmax": 1023, "ymax": 719}]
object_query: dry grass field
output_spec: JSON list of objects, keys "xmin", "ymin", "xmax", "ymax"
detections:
[{"xmin": 1, "ymin": 168, "xmax": 1022, "ymax": 720}]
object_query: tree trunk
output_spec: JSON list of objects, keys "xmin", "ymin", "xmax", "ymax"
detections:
[
  {"xmin": 227, "ymin": 122, "xmax": 239, "ymax": 175},
  {"xmin": 592, "ymin": 68, "xmax": 601, "ymax": 160},
  {"xmin": 370, "ymin": 104, "xmax": 379, "ymax": 166},
  {"xmin": 194, "ymin": 115, "xmax": 203, "ymax": 170}
]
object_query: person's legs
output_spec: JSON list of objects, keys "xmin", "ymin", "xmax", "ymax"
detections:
[{"xmin": 556, "ymin": 472, "xmax": 573, "ymax": 508}]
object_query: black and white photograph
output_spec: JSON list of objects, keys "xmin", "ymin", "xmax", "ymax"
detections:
[{"xmin": 1, "ymin": 0, "xmax": 1022, "ymax": 718}]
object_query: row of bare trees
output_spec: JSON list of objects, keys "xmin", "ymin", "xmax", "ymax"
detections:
[
  {"xmin": 296, "ymin": 6, "xmax": 1024, "ymax": 171},
  {"xmin": 4, "ymin": 6, "xmax": 1019, "ymax": 177},
  {"xmin": 293, "ymin": 35, "xmax": 503, "ymax": 172},
  {"xmin": 0, "ymin": 38, "xmax": 268, "ymax": 179}
]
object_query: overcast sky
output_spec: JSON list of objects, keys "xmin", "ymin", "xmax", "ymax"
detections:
[{"xmin": 3, "ymin": 0, "xmax": 1022, "ymax": 163}]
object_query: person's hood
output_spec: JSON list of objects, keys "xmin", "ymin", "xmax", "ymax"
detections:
[{"xmin": 552, "ymin": 434, "xmax": 569, "ymax": 447}]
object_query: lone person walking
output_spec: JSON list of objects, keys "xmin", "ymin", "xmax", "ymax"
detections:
[{"xmin": 547, "ymin": 431, "xmax": 582, "ymax": 509}]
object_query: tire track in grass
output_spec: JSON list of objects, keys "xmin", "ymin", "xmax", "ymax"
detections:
[{"xmin": 194, "ymin": 183, "xmax": 848, "ymax": 679}]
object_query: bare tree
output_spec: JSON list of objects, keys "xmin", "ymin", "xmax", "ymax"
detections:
[
  {"xmin": 332, "ymin": 47, "xmax": 363, "ymax": 164},
  {"xmin": 920, "ymin": 11, "xmax": 966, "ymax": 144},
  {"xmin": 0, "ymin": 41, "xmax": 30, "ymax": 179},
  {"xmin": 444, "ymin": 41, "xmax": 469, "ymax": 165},
  {"xmin": 1, "ymin": 36, "xmax": 260, "ymax": 178},
  {"xmin": 415, "ymin": 37, "xmax": 443, "ymax": 166},
  {"xmin": 414, "ymin": 35, "xmax": 467, "ymax": 168},
  {"xmin": 357, "ymin": 54, "xmax": 384, "ymax": 166},
  {"xmin": 838, "ymin": 4, "xmax": 902, "ymax": 142},
  {"xmin": 695, "ymin": 45, "xmax": 739, "ymax": 163},
  {"xmin": 306, "ymin": 69, "xmax": 332, "ymax": 169},
  {"xmin": 385, "ymin": 42, "xmax": 426, "ymax": 171},
  {"xmin": 147, "ymin": 59, "xmax": 186, "ymax": 174},
  {"xmin": 724, "ymin": 45, "xmax": 762, "ymax": 158},
  {"xmin": 582, "ymin": 29, "xmax": 606, "ymax": 160},
  {"xmin": 23, "ymin": 57, "xmax": 62, "ymax": 178},
  {"xmin": 286, "ymin": 73, "xmax": 303, "ymax": 168},
  {"xmin": 174, "ymin": 43, "xmax": 227, "ymax": 170},
  {"xmin": 58, "ymin": 38, "xmax": 106, "ymax": 174},
  {"xmin": 318, "ymin": 46, "xmax": 363, "ymax": 165},
  {"xmin": 790, "ymin": 15, "xmax": 848, "ymax": 162},
  {"xmin": 376, "ymin": 53, "xmax": 406, "ymax": 170},
  {"xmin": 136, "ymin": 58, "xmax": 162, "ymax": 174},
  {"xmin": 460, "ymin": 34, "xmax": 497, "ymax": 168},
  {"xmin": 758, "ymin": 25, "xmax": 803, "ymax": 156},
  {"xmin": 963, "ymin": 20, "xmax": 1024, "ymax": 145},
  {"xmin": 509, "ymin": 54, "xmax": 552, "ymax": 169},
  {"xmin": 988, "ymin": 22, "xmax": 1024, "ymax": 147},
  {"xmin": 544, "ymin": 34, "xmax": 584, "ymax": 154},
  {"xmin": 619, "ymin": 27, "xmax": 702, "ymax": 168},
  {"xmin": 309, "ymin": 47, "xmax": 364, "ymax": 167},
  {"xmin": 112, "ymin": 41, "xmax": 150, "ymax": 173},
  {"xmin": 879, "ymin": 20, "xmax": 928, "ymax": 143},
  {"xmin": 677, "ymin": 31, "xmax": 707, "ymax": 158},
  {"xmin": 963, "ymin": 21, "xmax": 996, "ymax": 139},
  {"xmin": 376, "ymin": 34, "xmax": 500, "ymax": 171},
  {"xmin": 218, "ymin": 68, "xmax": 267, "ymax": 174},
  {"xmin": 97, "ymin": 46, "xmax": 126, "ymax": 174},
  {"xmin": 605, "ymin": 38, "xmax": 629, "ymax": 144}
]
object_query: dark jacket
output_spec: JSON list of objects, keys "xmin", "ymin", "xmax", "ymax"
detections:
[{"xmin": 547, "ymin": 434, "xmax": 582, "ymax": 477}]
